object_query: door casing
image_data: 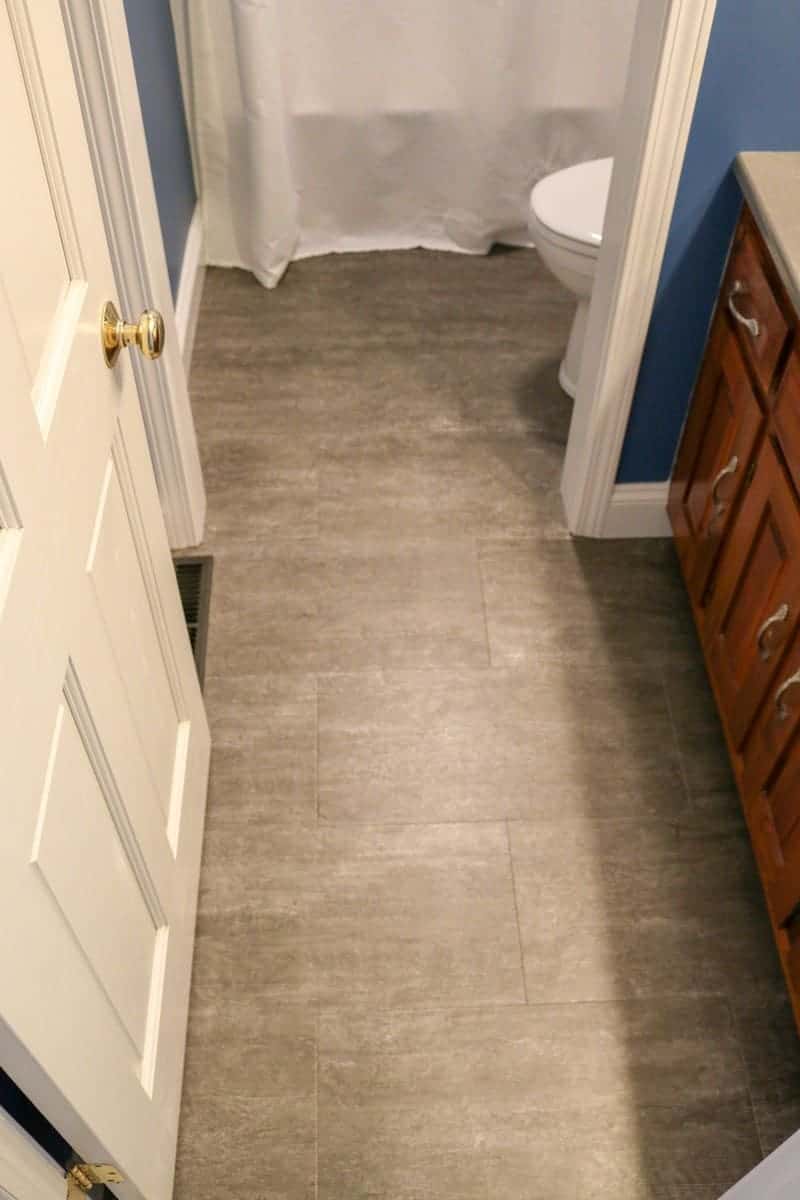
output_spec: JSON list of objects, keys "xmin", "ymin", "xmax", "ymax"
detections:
[
  {"xmin": 63, "ymin": 0, "xmax": 206, "ymax": 550},
  {"xmin": 561, "ymin": 0, "xmax": 720, "ymax": 538}
]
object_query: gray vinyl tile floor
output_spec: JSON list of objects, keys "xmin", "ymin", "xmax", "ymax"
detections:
[{"xmin": 175, "ymin": 250, "xmax": 800, "ymax": 1200}]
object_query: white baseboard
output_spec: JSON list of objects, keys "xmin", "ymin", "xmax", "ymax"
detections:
[
  {"xmin": 601, "ymin": 482, "xmax": 671, "ymax": 538},
  {"xmin": 174, "ymin": 204, "xmax": 205, "ymax": 371}
]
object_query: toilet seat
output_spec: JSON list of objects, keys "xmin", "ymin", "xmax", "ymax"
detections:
[{"xmin": 529, "ymin": 157, "xmax": 613, "ymax": 250}]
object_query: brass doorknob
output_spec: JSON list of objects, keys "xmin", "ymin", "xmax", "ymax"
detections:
[{"xmin": 102, "ymin": 300, "xmax": 165, "ymax": 368}]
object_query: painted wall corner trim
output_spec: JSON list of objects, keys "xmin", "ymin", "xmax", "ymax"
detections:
[
  {"xmin": 174, "ymin": 204, "xmax": 205, "ymax": 370},
  {"xmin": 561, "ymin": 0, "xmax": 719, "ymax": 537},
  {"xmin": 601, "ymin": 482, "xmax": 671, "ymax": 538}
]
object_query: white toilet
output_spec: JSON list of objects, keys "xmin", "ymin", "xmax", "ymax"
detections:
[{"xmin": 529, "ymin": 157, "xmax": 614, "ymax": 398}]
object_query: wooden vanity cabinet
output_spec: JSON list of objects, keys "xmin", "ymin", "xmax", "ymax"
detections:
[{"xmin": 669, "ymin": 203, "xmax": 800, "ymax": 1031}]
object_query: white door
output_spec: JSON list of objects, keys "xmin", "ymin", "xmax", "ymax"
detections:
[
  {"xmin": 0, "ymin": 4, "xmax": 210, "ymax": 1200},
  {"xmin": 0, "ymin": 1111, "xmax": 65, "ymax": 1200}
]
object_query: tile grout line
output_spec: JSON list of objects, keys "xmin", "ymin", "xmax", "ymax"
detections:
[
  {"xmin": 314, "ymin": 675, "xmax": 321, "ymax": 821},
  {"xmin": 474, "ymin": 537, "xmax": 493, "ymax": 669},
  {"xmin": 505, "ymin": 819, "xmax": 529, "ymax": 1004},
  {"xmin": 724, "ymin": 992, "xmax": 766, "ymax": 1160},
  {"xmin": 659, "ymin": 664, "xmax": 696, "ymax": 821},
  {"xmin": 314, "ymin": 1009, "xmax": 320, "ymax": 1200}
]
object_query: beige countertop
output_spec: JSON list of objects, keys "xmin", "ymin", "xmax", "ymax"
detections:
[{"xmin": 736, "ymin": 151, "xmax": 800, "ymax": 314}]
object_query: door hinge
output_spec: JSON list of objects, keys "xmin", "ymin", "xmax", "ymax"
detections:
[{"xmin": 66, "ymin": 1164, "xmax": 124, "ymax": 1200}]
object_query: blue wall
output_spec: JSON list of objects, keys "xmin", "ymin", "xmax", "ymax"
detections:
[
  {"xmin": 123, "ymin": 0, "xmax": 196, "ymax": 297},
  {"xmin": 617, "ymin": 0, "xmax": 800, "ymax": 484}
]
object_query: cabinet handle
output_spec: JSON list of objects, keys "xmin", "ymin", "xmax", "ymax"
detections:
[
  {"xmin": 774, "ymin": 668, "xmax": 800, "ymax": 722},
  {"xmin": 707, "ymin": 455, "xmax": 740, "ymax": 531},
  {"xmin": 728, "ymin": 281, "xmax": 761, "ymax": 339},
  {"xmin": 757, "ymin": 603, "xmax": 790, "ymax": 661}
]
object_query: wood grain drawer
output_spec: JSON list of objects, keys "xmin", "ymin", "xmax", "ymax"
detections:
[
  {"xmin": 744, "ymin": 747, "xmax": 800, "ymax": 931},
  {"xmin": 742, "ymin": 621, "xmax": 800, "ymax": 804},
  {"xmin": 741, "ymin": 630, "xmax": 800, "ymax": 930},
  {"xmin": 723, "ymin": 215, "xmax": 791, "ymax": 396},
  {"xmin": 773, "ymin": 346, "xmax": 800, "ymax": 493},
  {"xmin": 704, "ymin": 438, "xmax": 800, "ymax": 750},
  {"xmin": 668, "ymin": 316, "xmax": 764, "ymax": 608}
]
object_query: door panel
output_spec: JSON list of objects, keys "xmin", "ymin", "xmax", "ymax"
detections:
[
  {"xmin": 32, "ymin": 700, "xmax": 159, "ymax": 1058},
  {"xmin": 0, "ymin": 2, "xmax": 73, "ymax": 405},
  {"xmin": 88, "ymin": 455, "xmax": 182, "ymax": 821},
  {"xmin": 0, "ymin": 4, "xmax": 209, "ymax": 1200}
]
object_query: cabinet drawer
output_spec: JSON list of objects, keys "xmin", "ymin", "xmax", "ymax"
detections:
[
  {"xmin": 723, "ymin": 214, "xmax": 791, "ymax": 395},
  {"xmin": 668, "ymin": 317, "xmax": 763, "ymax": 607},
  {"xmin": 742, "ymin": 623, "xmax": 800, "ymax": 806},
  {"xmin": 704, "ymin": 438, "xmax": 800, "ymax": 749},
  {"xmin": 745, "ymin": 749, "xmax": 800, "ymax": 931},
  {"xmin": 773, "ymin": 346, "xmax": 800, "ymax": 494}
]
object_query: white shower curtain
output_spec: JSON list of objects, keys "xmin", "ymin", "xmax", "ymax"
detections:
[{"xmin": 186, "ymin": 0, "xmax": 638, "ymax": 288}]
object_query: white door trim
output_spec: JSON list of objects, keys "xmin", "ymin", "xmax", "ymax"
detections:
[
  {"xmin": 604, "ymin": 482, "xmax": 672, "ymax": 539},
  {"xmin": 174, "ymin": 203, "xmax": 206, "ymax": 371},
  {"xmin": 62, "ymin": 1, "xmax": 206, "ymax": 550},
  {"xmin": 561, "ymin": 0, "xmax": 719, "ymax": 538}
]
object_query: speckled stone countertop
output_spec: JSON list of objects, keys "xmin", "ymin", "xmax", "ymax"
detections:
[{"xmin": 736, "ymin": 151, "xmax": 800, "ymax": 314}]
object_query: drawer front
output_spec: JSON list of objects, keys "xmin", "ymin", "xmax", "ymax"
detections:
[
  {"xmin": 746, "ymin": 749, "xmax": 800, "ymax": 930},
  {"xmin": 704, "ymin": 438, "xmax": 800, "ymax": 748},
  {"xmin": 668, "ymin": 317, "xmax": 763, "ymax": 605},
  {"xmin": 773, "ymin": 346, "xmax": 800, "ymax": 494},
  {"xmin": 723, "ymin": 215, "xmax": 791, "ymax": 395},
  {"xmin": 742, "ymin": 622, "xmax": 800, "ymax": 804}
]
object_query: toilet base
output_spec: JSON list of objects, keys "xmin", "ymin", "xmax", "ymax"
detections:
[{"xmin": 558, "ymin": 297, "xmax": 590, "ymax": 400}]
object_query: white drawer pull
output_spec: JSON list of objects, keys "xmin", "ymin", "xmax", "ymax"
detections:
[
  {"xmin": 775, "ymin": 668, "xmax": 800, "ymax": 722},
  {"xmin": 728, "ymin": 280, "xmax": 760, "ymax": 339},
  {"xmin": 757, "ymin": 603, "xmax": 790, "ymax": 661},
  {"xmin": 707, "ymin": 455, "xmax": 740, "ymax": 531}
]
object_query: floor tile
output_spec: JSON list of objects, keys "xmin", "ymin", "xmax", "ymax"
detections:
[
  {"xmin": 318, "ymin": 665, "xmax": 685, "ymax": 823},
  {"xmin": 205, "ymin": 538, "xmax": 489, "ymax": 673},
  {"xmin": 728, "ymin": 978, "xmax": 800, "ymax": 1089},
  {"xmin": 200, "ymin": 436, "xmax": 318, "ymax": 541},
  {"xmin": 318, "ymin": 1000, "xmax": 754, "ymax": 1200},
  {"xmin": 676, "ymin": 789, "xmax": 746, "ymax": 840},
  {"xmin": 193, "ymin": 823, "xmax": 525, "ymax": 1008},
  {"xmin": 509, "ymin": 817, "xmax": 778, "ymax": 1003},
  {"xmin": 751, "ymin": 1074, "xmax": 800, "ymax": 1158},
  {"xmin": 319, "ymin": 429, "xmax": 566, "ymax": 540},
  {"xmin": 482, "ymin": 1100, "xmax": 762, "ymax": 1200},
  {"xmin": 662, "ymin": 657, "xmax": 736, "ymax": 798},
  {"xmin": 478, "ymin": 537, "xmax": 695, "ymax": 667},
  {"xmin": 204, "ymin": 673, "xmax": 317, "ymax": 826},
  {"xmin": 183, "ymin": 1000, "xmax": 316, "ymax": 1101},
  {"xmin": 175, "ymin": 1090, "xmax": 315, "ymax": 1200},
  {"xmin": 191, "ymin": 254, "xmax": 574, "ymax": 441},
  {"xmin": 728, "ymin": 979, "xmax": 800, "ymax": 1157}
]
